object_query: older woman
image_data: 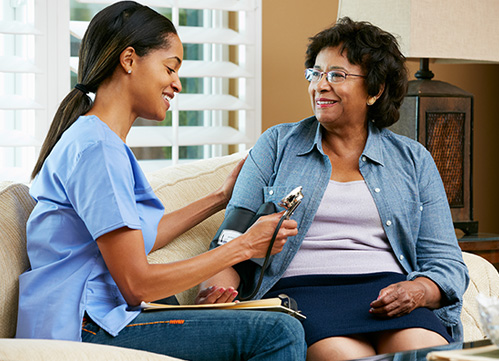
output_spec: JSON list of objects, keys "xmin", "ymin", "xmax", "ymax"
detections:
[{"xmin": 200, "ymin": 17, "xmax": 469, "ymax": 361}]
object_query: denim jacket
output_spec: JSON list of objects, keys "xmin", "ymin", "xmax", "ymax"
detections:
[{"xmin": 219, "ymin": 116, "xmax": 469, "ymax": 341}]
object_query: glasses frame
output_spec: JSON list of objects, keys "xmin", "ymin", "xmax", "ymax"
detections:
[{"xmin": 305, "ymin": 68, "xmax": 366, "ymax": 84}]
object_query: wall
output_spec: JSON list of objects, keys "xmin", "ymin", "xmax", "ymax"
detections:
[{"xmin": 262, "ymin": 1, "xmax": 499, "ymax": 234}]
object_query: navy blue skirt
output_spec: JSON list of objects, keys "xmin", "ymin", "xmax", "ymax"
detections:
[{"xmin": 264, "ymin": 272, "xmax": 453, "ymax": 346}]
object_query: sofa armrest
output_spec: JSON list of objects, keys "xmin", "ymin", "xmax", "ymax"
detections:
[
  {"xmin": 0, "ymin": 339, "xmax": 184, "ymax": 361},
  {"xmin": 461, "ymin": 251, "xmax": 499, "ymax": 341}
]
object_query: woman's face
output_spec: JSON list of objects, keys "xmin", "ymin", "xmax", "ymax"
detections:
[
  {"xmin": 131, "ymin": 34, "xmax": 183, "ymax": 122},
  {"xmin": 308, "ymin": 46, "xmax": 370, "ymax": 130}
]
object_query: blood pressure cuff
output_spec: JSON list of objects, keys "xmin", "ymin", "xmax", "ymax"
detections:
[{"xmin": 209, "ymin": 202, "xmax": 277, "ymax": 299}]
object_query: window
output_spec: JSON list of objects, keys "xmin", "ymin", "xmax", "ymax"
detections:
[{"xmin": 0, "ymin": 0, "xmax": 261, "ymax": 182}]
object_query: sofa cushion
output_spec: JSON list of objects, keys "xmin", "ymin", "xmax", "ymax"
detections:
[
  {"xmin": 461, "ymin": 251, "xmax": 499, "ymax": 341},
  {"xmin": 0, "ymin": 338, "xmax": 183, "ymax": 360},
  {"xmin": 146, "ymin": 152, "xmax": 246, "ymax": 304},
  {"xmin": 0, "ymin": 181, "xmax": 36, "ymax": 338}
]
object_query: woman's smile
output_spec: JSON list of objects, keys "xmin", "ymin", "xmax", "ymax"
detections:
[
  {"xmin": 163, "ymin": 92, "xmax": 173, "ymax": 109},
  {"xmin": 315, "ymin": 97, "xmax": 338, "ymax": 108}
]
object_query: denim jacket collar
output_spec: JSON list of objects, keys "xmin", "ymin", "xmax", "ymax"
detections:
[
  {"xmin": 297, "ymin": 117, "xmax": 384, "ymax": 167},
  {"xmin": 296, "ymin": 117, "xmax": 323, "ymax": 156},
  {"xmin": 362, "ymin": 121, "xmax": 385, "ymax": 167}
]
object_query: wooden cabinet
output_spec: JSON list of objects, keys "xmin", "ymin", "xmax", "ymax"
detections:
[{"xmin": 459, "ymin": 233, "xmax": 499, "ymax": 270}]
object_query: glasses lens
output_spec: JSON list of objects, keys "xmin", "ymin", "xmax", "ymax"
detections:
[
  {"xmin": 306, "ymin": 69, "xmax": 349, "ymax": 83},
  {"xmin": 327, "ymin": 71, "xmax": 346, "ymax": 83},
  {"xmin": 305, "ymin": 69, "xmax": 317, "ymax": 82},
  {"xmin": 306, "ymin": 69, "xmax": 324, "ymax": 82}
]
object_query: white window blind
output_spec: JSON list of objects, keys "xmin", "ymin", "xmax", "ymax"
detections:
[
  {"xmin": 70, "ymin": 0, "xmax": 262, "ymax": 172},
  {"xmin": 0, "ymin": 0, "xmax": 261, "ymax": 182},
  {"xmin": 0, "ymin": 0, "xmax": 69, "ymax": 183}
]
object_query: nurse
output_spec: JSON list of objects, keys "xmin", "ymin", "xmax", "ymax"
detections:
[{"xmin": 16, "ymin": 2, "xmax": 306, "ymax": 360}]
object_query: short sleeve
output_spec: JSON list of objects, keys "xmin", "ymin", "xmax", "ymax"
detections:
[{"xmin": 65, "ymin": 141, "xmax": 141, "ymax": 240}]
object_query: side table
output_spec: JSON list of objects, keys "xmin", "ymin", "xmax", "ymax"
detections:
[{"xmin": 458, "ymin": 233, "xmax": 499, "ymax": 270}]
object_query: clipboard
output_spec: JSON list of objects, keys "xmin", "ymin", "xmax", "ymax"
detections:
[{"xmin": 140, "ymin": 296, "xmax": 306, "ymax": 321}]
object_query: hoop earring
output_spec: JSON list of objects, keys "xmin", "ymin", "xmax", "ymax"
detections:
[{"xmin": 367, "ymin": 96, "xmax": 376, "ymax": 106}]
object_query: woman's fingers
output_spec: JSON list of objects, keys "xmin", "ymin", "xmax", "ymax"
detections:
[
  {"xmin": 369, "ymin": 281, "xmax": 425, "ymax": 317},
  {"xmin": 195, "ymin": 286, "xmax": 238, "ymax": 304}
]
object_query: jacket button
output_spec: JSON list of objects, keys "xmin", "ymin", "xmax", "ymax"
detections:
[{"xmin": 386, "ymin": 220, "xmax": 392, "ymax": 226}]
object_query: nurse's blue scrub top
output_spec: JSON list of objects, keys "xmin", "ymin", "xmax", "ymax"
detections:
[{"xmin": 16, "ymin": 115, "xmax": 164, "ymax": 341}]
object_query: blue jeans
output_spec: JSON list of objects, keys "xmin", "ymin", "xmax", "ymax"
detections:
[{"xmin": 82, "ymin": 310, "xmax": 307, "ymax": 360}]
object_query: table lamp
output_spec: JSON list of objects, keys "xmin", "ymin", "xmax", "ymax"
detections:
[{"xmin": 338, "ymin": 0, "xmax": 499, "ymax": 235}]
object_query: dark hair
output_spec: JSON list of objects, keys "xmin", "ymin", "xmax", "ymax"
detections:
[
  {"xmin": 305, "ymin": 17, "xmax": 408, "ymax": 128},
  {"xmin": 31, "ymin": 1, "xmax": 177, "ymax": 179}
]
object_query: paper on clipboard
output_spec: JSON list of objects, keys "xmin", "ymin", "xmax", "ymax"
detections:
[{"xmin": 140, "ymin": 297, "xmax": 306, "ymax": 320}]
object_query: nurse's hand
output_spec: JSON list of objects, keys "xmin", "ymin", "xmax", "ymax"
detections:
[{"xmin": 241, "ymin": 212, "xmax": 298, "ymax": 258}]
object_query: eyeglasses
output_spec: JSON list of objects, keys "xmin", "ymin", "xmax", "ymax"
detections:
[{"xmin": 305, "ymin": 68, "xmax": 366, "ymax": 84}]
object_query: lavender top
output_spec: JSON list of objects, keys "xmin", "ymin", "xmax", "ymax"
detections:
[{"xmin": 283, "ymin": 179, "xmax": 404, "ymax": 278}]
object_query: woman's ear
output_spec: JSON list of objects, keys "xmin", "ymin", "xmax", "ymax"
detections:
[
  {"xmin": 375, "ymin": 83, "xmax": 385, "ymax": 99},
  {"xmin": 120, "ymin": 46, "xmax": 136, "ymax": 74},
  {"xmin": 366, "ymin": 84, "xmax": 386, "ymax": 106}
]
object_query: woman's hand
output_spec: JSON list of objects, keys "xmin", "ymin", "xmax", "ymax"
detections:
[
  {"xmin": 369, "ymin": 277, "xmax": 443, "ymax": 318},
  {"xmin": 195, "ymin": 286, "xmax": 238, "ymax": 304},
  {"xmin": 217, "ymin": 156, "xmax": 247, "ymax": 207}
]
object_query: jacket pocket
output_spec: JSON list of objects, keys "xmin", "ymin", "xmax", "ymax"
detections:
[{"xmin": 263, "ymin": 185, "xmax": 300, "ymax": 209}]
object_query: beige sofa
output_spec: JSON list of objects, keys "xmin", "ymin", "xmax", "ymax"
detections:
[{"xmin": 1, "ymin": 152, "xmax": 498, "ymax": 360}]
